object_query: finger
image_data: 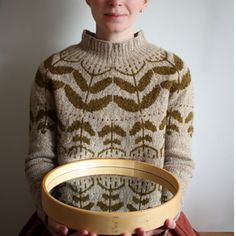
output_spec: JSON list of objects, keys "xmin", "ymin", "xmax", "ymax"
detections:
[
  {"xmin": 73, "ymin": 229, "xmax": 89, "ymax": 236},
  {"xmin": 165, "ymin": 219, "xmax": 176, "ymax": 229},
  {"xmin": 135, "ymin": 227, "xmax": 145, "ymax": 236},
  {"xmin": 120, "ymin": 232, "xmax": 132, "ymax": 236},
  {"xmin": 49, "ymin": 224, "xmax": 68, "ymax": 236},
  {"xmin": 88, "ymin": 232, "xmax": 97, "ymax": 236},
  {"xmin": 48, "ymin": 217, "xmax": 69, "ymax": 236},
  {"xmin": 146, "ymin": 228, "xmax": 165, "ymax": 236}
]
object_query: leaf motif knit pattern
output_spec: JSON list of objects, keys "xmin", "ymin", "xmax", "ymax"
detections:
[{"xmin": 25, "ymin": 30, "xmax": 195, "ymax": 222}]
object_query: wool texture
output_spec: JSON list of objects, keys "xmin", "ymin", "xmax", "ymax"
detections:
[{"xmin": 25, "ymin": 29, "xmax": 195, "ymax": 223}]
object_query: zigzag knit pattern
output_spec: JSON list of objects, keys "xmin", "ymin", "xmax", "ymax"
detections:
[{"xmin": 25, "ymin": 30, "xmax": 194, "ymax": 222}]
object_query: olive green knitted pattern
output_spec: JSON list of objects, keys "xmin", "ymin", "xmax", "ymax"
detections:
[{"xmin": 25, "ymin": 30, "xmax": 194, "ymax": 221}]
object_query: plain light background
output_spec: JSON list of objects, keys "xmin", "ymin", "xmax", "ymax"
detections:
[{"xmin": 0, "ymin": 0, "xmax": 233, "ymax": 235}]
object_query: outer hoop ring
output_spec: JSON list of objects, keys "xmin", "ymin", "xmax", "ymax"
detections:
[{"xmin": 42, "ymin": 158, "xmax": 181, "ymax": 235}]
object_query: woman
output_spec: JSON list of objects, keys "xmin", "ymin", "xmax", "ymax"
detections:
[{"xmin": 20, "ymin": 0, "xmax": 198, "ymax": 235}]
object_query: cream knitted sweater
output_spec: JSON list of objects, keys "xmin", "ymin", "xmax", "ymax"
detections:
[{"xmin": 25, "ymin": 29, "xmax": 195, "ymax": 223}]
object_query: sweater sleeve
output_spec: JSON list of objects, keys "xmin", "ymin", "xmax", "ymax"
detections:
[
  {"xmin": 25, "ymin": 64, "xmax": 57, "ymax": 223},
  {"xmin": 162, "ymin": 57, "xmax": 195, "ymax": 205}
]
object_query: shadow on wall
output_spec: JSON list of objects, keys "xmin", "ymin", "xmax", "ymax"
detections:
[{"xmin": 0, "ymin": 1, "xmax": 87, "ymax": 235}]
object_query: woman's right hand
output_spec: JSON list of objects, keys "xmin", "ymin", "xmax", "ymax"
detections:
[
  {"xmin": 47, "ymin": 216, "xmax": 96, "ymax": 236},
  {"xmin": 47, "ymin": 215, "xmax": 68, "ymax": 236}
]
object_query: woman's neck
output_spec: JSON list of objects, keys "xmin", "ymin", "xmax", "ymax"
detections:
[{"xmin": 95, "ymin": 26, "xmax": 135, "ymax": 42}]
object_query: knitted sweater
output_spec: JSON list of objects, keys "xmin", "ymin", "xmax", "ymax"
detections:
[{"xmin": 25, "ymin": 29, "xmax": 195, "ymax": 224}]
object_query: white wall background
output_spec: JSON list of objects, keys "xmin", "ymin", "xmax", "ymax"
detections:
[{"xmin": 0, "ymin": 0, "xmax": 233, "ymax": 235}]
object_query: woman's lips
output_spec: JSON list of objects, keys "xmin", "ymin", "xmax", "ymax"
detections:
[
  {"xmin": 104, "ymin": 13, "xmax": 127, "ymax": 19},
  {"xmin": 104, "ymin": 14, "xmax": 127, "ymax": 22}
]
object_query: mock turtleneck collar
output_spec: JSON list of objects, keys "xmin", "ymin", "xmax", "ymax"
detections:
[{"xmin": 80, "ymin": 29, "xmax": 148, "ymax": 59}]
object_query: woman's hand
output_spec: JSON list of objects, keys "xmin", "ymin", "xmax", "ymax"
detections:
[
  {"xmin": 47, "ymin": 216, "xmax": 175, "ymax": 236},
  {"xmin": 121, "ymin": 219, "xmax": 176, "ymax": 236},
  {"xmin": 47, "ymin": 215, "xmax": 68, "ymax": 236},
  {"xmin": 47, "ymin": 216, "xmax": 97, "ymax": 236}
]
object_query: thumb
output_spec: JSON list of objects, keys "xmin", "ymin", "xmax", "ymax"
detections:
[{"xmin": 165, "ymin": 219, "xmax": 176, "ymax": 229}]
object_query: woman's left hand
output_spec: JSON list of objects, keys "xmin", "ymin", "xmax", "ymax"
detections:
[{"xmin": 121, "ymin": 219, "xmax": 176, "ymax": 236}]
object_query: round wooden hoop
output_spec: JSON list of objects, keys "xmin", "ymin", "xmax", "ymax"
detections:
[{"xmin": 42, "ymin": 158, "xmax": 181, "ymax": 235}]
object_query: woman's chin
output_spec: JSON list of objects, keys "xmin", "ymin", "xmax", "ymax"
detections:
[{"xmin": 103, "ymin": 24, "xmax": 129, "ymax": 34}]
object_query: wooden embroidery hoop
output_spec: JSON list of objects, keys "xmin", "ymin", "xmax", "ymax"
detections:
[{"xmin": 42, "ymin": 158, "xmax": 181, "ymax": 235}]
